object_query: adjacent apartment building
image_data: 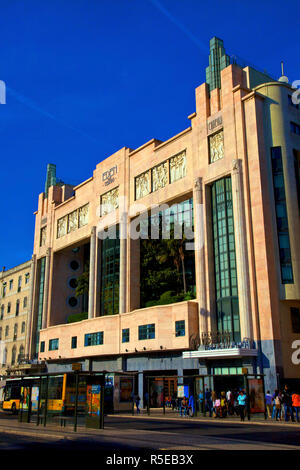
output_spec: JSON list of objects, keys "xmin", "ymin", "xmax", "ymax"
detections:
[
  {"xmin": 0, "ymin": 260, "xmax": 32, "ymax": 377},
  {"xmin": 26, "ymin": 38, "xmax": 300, "ymax": 397}
]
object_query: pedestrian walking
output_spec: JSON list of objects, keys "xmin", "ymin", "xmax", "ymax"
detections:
[
  {"xmin": 274, "ymin": 390, "xmax": 282, "ymax": 421},
  {"xmin": 237, "ymin": 390, "xmax": 247, "ymax": 421},
  {"xmin": 205, "ymin": 389, "xmax": 212, "ymax": 417},
  {"xmin": 227, "ymin": 390, "xmax": 234, "ymax": 415},
  {"xmin": 220, "ymin": 391, "xmax": 227, "ymax": 418},
  {"xmin": 135, "ymin": 395, "xmax": 141, "ymax": 415},
  {"xmin": 211, "ymin": 390, "xmax": 218, "ymax": 417},
  {"xmin": 292, "ymin": 391, "xmax": 300, "ymax": 422},
  {"xmin": 281, "ymin": 385, "xmax": 295, "ymax": 422},
  {"xmin": 180, "ymin": 397, "xmax": 188, "ymax": 417},
  {"xmin": 188, "ymin": 395, "xmax": 195, "ymax": 417},
  {"xmin": 265, "ymin": 390, "xmax": 273, "ymax": 418}
]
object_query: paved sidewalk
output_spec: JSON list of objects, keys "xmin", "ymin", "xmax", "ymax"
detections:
[
  {"xmin": 124, "ymin": 410, "xmax": 300, "ymax": 427},
  {"xmin": 1, "ymin": 412, "xmax": 300, "ymax": 451}
]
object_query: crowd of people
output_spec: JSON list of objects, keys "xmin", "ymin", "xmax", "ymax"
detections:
[
  {"xmin": 265, "ymin": 385, "xmax": 300, "ymax": 422},
  {"xmin": 160, "ymin": 384, "xmax": 300, "ymax": 423},
  {"xmin": 200, "ymin": 389, "xmax": 248, "ymax": 421}
]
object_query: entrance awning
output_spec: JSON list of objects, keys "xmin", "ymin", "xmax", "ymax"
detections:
[{"xmin": 183, "ymin": 348, "xmax": 258, "ymax": 360}]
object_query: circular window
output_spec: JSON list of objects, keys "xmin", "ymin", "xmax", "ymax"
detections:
[
  {"xmin": 68, "ymin": 296, "xmax": 78, "ymax": 308},
  {"xmin": 68, "ymin": 278, "xmax": 78, "ymax": 289},
  {"xmin": 70, "ymin": 260, "xmax": 80, "ymax": 271}
]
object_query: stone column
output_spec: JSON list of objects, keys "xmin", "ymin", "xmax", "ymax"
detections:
[
  {"xmin": 231, "ymin": 159, "xmax": 252, "ymax": 339},
  {"xmin": 88, "ymin": 226, "xmax": 97, "ymax": 319},
  {"xmin": 25, "ymin": 254, "xmax": 36, "ymax": 358},
  {"xmin": 138, "ymin": 372, "xmax": 144, "ymax": 409},
  {"xmin": 42, "ymin": 248, "xmax": 51, "ymax": 330},
  {"xmin": 119, "ymin": 211, "xmax": 127, "ymax": 314},
  {"xmin": 193, "ymin": 177, "xmax": 207, "ymax": 340}
]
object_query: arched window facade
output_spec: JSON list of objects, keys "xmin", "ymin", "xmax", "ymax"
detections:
[
  {"xmin": 11, "ymin": 346, "xmax": 16, "ymax": 365},
  {"xmin": 19, "ymin": 345, "xmax": 25, "ymax": 362}
]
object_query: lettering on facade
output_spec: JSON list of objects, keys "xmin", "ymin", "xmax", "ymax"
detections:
[
  {"xmin": 207, "ymin": 115, "xmax": 223, "ymax": 134},
  {"xmin": 102, "ymin": 165, "xmax": 117, "ymax": 186}
]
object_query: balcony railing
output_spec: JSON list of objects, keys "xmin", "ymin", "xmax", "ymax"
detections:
[{"xmin": 200, "ymin": 331, "xmax": 255, "ymax": 350}]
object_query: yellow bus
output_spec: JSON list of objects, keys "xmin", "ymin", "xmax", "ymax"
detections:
[{"xmin": 2, "ymin": 374, "xmax": 86, "ymax": 415}]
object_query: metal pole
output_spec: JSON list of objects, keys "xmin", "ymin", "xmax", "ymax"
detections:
[
  {"xmin": 245, "ymin": 375, "xmax": 250, "ymax": 421},
  {"xmin": 28, "ymin": 386, "xmax": 32, "ymax": 423},
  {"xmin": 37, "ymin": 376, "xmax": 41, "ymax": 426},
  {"xmin": 202, "ymin": 377, "xmax": 205, "ymax": 416},
  {"xmin": 132, "ymin": 375, "xmax": 135, "ymax": 416},
  {"xmin": 147, "ymin": 377, "xmax": 150, "ymax": 416},
  {"xmin": 43, "ymin": 376, "xmax": 48, "ymax": 427},
  {"xmin": 19, "ymin": 379, "xmax": 24, "ymax": 423},
  {"xmin": 100, "ymin": 375, "xmax": 105, "ymax": 429},
  {"xmin": 74, "ymin": 372, "xmax": 79, "ymax": 432},
  {"xmin": 260, "ymin": 374, "xmax": 267, "ymax": 420},
  {"xmin": 193, "ymin": 377, "xmax": 196, "ymax": 418},
  {"xmin": 163, "ymin": 378, "xmax": 165, "ymax": 415}
]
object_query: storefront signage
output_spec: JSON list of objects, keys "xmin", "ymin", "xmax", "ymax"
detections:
[{"xmin": 102, "ymin": 165, "xmax": 117, "ymax": 186}]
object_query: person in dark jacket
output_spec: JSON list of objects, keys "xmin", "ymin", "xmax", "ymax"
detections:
[{"xmin": 281, "ymin": 385, "xmax": 295, "ymax": 422}]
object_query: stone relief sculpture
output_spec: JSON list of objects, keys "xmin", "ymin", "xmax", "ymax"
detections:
[
  {"xmin": 57, "ymin": 216, "xmax": 67, "ymax": 238},
  {"xmin": 101, "ymin": 187, "xmax": 119, "ymax": 216},
  {"xmin": 152, "ymin": 162, "xmax": 168, "ymax": 192},
  {"xmin": 169, "ymin": 151, "xmax": 186, "ymax": 183},
  {"xmin": 135, "ymin": 171, "xmax": 151, "ymax": 200},
  {"xmin": 40, "ymin": 226, "xmax": 47, "ymax": 246},
  {"xmin": 209, "ymin": 130, "xmax": 224, "ymax": 163},
  {"xmin": 78, "ymin": 204, "xmax": 89, "ymax": 227},
  {"xmin": 68, "ymin": 209, "xmax": 78, "ymax": 233}
]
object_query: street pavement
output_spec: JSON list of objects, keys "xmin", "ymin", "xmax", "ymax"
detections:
[{"xmin": 0, "ymin": 411, "xmax": 300, "ymax": 451}]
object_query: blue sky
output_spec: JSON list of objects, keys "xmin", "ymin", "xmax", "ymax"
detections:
[{"xmin": 0, "ymin": 0, "xmax": 297, "ymax": 269}]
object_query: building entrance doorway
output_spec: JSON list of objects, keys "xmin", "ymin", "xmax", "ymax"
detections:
[{"xmin": 213, "ymin": 375, "xmax": 245, "ymax": 394}]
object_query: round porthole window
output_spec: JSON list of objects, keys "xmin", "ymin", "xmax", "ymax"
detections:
[
  {"xmin": 68, "ymin": 296, "xmax": 78, "ymax": 308},
  {"xmin": 68, "ymin": 278, "xmax": 78, "ymax": 289},
  {"xmin": 70, "ymin": 260, "xmax": 80, "ymax": 271}
]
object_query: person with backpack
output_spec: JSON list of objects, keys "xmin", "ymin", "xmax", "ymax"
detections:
[
  {"xmin": 265, "ymin": 390, "xmax": 273, "ymax": 419},
  {"xmin": 274, "ymin": 390, "xmax": 282, "ymax": 421}
]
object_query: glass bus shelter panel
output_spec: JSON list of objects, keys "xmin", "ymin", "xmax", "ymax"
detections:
[
  {"xmin": 194, "ymin": 377, "xmax": 204, "ymax": 416},
  {"xmin": 19, "ymin": 385, "xmax": 32, "ymax": 422},
  {"xmin": 112, "ymin": 375, "xmax": 134, "ymax": 413},
  {"xmin": 65, "ymin": 375, "xmax": 87, "ymax": 414},
  {"xmin": 85, "ymin": 375, "xmax": 105, "ymax": 429},
  {"xmin": 41, "ymin": 375, "xmax": 64, "ymax": 426}
]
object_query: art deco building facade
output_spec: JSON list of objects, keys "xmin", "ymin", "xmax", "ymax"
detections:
[
  {"xmin": 27, "ymin": 38, "xmax": 300, "ymax": 395},
  {"xmin": 0, "ymin": 260, "xmax": 32, "ymax": 376}
]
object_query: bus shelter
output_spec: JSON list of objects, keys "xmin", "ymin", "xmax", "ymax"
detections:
[
  {"xmin": 144, "ymin": 373, "xmax": 266, "ymax": 420},
  {"xmin": 17, "ymin": 371, "xmax": 106, "ymax": 430},
  {"xmin": 2, "ymin": 370, "xmax": 137, "ymax": 430}
]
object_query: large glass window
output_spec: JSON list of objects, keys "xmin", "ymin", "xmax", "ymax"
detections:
[
  {"xmin": 138, "ymin": 324, "xmax": 155, "ymax": 340},
  {"xmin": 84, "ymin": 332, "xmax": 103, "ymax": 346},
  {"xmin": 49, "ymin": 338, "xmax": 59, "ymax": 351},
  {"xmin": 271, "ymin": 147, "xmax": 293, "ymax": 284},
  {"xmin": 35, "ymin": 257, "xmax": 46, "ymax": 355},
  {"xmin": 122, "ymin": 328, "xmax": 130, "ymax": 343},
  {"xmin": 100, "ymin": 226, "xmax": 120, "ymax": 315},
  {"xmin": 140, "ymin": 198, "xmax": 195, "ymax": 307},
  {"xmin": 211, "ymin": 177, "xmax": 240, "ymax": 342},
  {"xmin": 175, "ymin": 320, "xmax": 185, "ymax": 337}
]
